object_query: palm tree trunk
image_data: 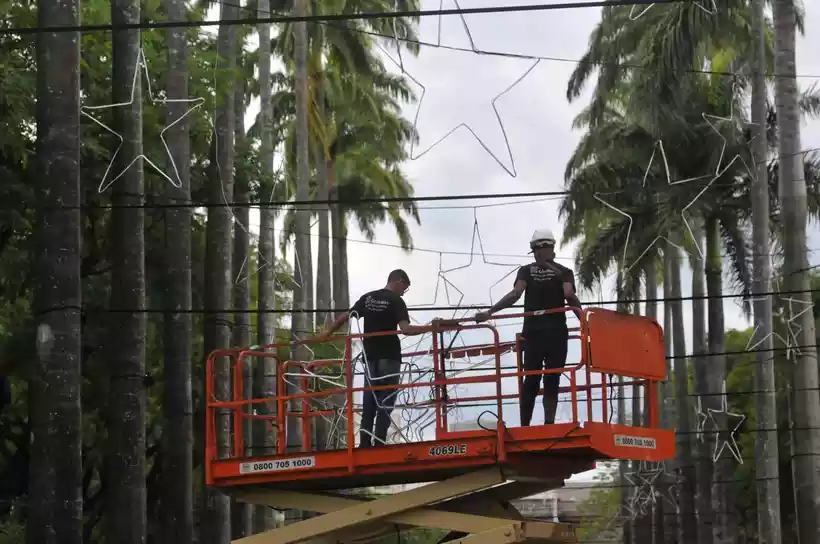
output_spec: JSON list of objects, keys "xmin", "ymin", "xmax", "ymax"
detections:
[
  {"xmin": 669, "ymin": 239, "xmax": 696, "ymax": 544},
  {"xmin": 614, "ymin": 276, "xmax": 632, "ymax": 544},
  {"xmin": 704, "ymin": 217, "xmax": 736, "ymax": 544},
  {"xmin": 314, "ymin": 90, "xmax": 331, "ymax": 328},
  {"xmin": 655, "ymin": 249, "xmax": 675, "ymax": 544},
  {"xmin": 28, "ymin": 2, "xmax": 83, "ymax": 541},
  {"xmin": 633, "ymin": 261, "xmax": 655, "ymax": 544},
  {"xmin": 752, "ymin": 0, "xmax": 782, "ymax": 538},
  {"xmin": 161, "ymin": 0, "xmax": 195, "ymax": 539},
  {"xmin": 105, "ymin": 4, "xmax": 147, "ymax": 542},
  {"xmin": 254, "ymin": 0, "xmax": 277, "ymax": 531},
  {"xmin": 689, "ymin": 222, "xmax": 713, "ymax": 544},
  {"xmin": 230, "ymin": 82, "xmax": 253, "ymax": 539},
  {"xmin": 289, "ymin": 0, "xmax": 311, "ymax": 517},
  {"xmin": 201, "ymin": 2, "xmax": 237, "ymax": 541},
  {"xmin": 331, "ymin": 195, "xmax": 350, "ymax": 313},
  {"xmin": 773, "ymin": 0, "xmax": 820, "ymax": 540},
  {"xmin": 630, "ymin": 289, "xmax": 643, "ymax": 544}
]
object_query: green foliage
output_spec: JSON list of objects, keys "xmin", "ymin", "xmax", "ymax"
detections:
[{"xmin": 574, "ymin": 464, "xmax": 621, "ymax": 542}]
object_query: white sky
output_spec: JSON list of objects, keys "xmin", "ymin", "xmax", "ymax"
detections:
[{"xmin": 215, "ymin": 1, "xmax": 820, "ymax": 482}]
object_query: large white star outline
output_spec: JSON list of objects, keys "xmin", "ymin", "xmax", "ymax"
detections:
[
  {"xmin": 706, "ymin": 381, "xmax": 746, "ymax": 464},
  {"xmin": 377, "ymin": 23, "xmax": 540, "ymax": 178},
  {"xmin": 594, "ymin": 140, "xmax": 707, "ymax": 275},
  {"xmin": 83, "ymin": 45, "xmax": 206, "ymax": 193}
]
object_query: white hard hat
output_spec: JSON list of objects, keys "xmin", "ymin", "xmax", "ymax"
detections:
[{"xmin": 530, "ymin": 229, "xmax": 556, "ymax": 248}]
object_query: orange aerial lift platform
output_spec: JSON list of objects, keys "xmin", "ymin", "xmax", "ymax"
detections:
[{"xmin": 205, "ymin": 307, "xmax": 674, "ymax": 543}]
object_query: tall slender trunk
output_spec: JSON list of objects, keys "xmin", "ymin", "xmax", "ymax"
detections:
[
  {"xmin": 289, "ymin": 1, "xmax": 312, "ymax": 525},
  {"xmin": 314, "ymin": 135, "xmax": 332, "ymax": 329},
  {"xmin": 633, "ymin": 260, "xmax": 656, "ymax": 544},
  {"xmin": 616, "ymin": 275, "xmax": 631, "ymax": 544},
  {"xmin": 773, "ymin": 0, "xmax": 820, "ymax": 540},
  {"xmin": 752, "ymin": 0, "xmax": 782, "ymax": 538},
  {"xmin": 331, "ymin": 202, "xmax": 350, "ymax": 312},
  {"xmin": 105, "ymin": 4, "xmax": 147, "ymax": 542},
  {"xmin": 254, "ymin": 0, "xmax": 278, "ymax": 531},
  {"xmin": 201, "ymin": 2, "xmax": 237, "ymax": 541},
  {"xmin": 630, "ymin": 282, "xmax": 644, "ymax": 544},
  {"xmin": 655, "ymin": 249, "xmax": 675, "ymax": 544},
  {"xmin": 230, "ymin": 80, "xmax": 253, "ymax": 539},
  {"xmin": 161, "ymin": 0, "xmax": 194, "ymax": 540},
  {"xmin": 689, "ymin": 222, "xmax": 713, "ymax": 544},
  {"xmin": 28, "ymin": 1, "xmax": 83, "ymax": 541},
  {"xmin": 669, "ymin": 239, "xmax": 696, "ymax": 544},
  {"xmin": 704, "ymin": 217, "xmax": 735, "ymax": 543}
]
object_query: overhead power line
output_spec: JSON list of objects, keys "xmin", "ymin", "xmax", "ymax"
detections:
[
  {"xmin": 72, "ymin": 286, "xmax": 820, "ymax": 314},
  {"xmin": 1, "ymin": 0, "xmax": 687, "ymax": 35}
]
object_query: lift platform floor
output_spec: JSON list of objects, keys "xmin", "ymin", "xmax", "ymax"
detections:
[{"xmin": 211, "ymin": 422, "xmax": 673, "ymax": 491}]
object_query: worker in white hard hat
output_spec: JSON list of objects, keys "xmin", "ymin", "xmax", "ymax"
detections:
[{"xmin": 474, "ymin": 229, "xmax": 582, "ymax": 426}]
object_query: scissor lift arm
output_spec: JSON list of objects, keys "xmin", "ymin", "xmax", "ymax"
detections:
[{"xmin": 230, "ymin": 467, "xmax": 577, "ymax": 544}]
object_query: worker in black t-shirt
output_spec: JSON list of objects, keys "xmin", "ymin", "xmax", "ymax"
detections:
[
  {"xmin": 474, "ymin": 229, "xmax": 582, "ymax": 427},
  {"xmin": 321, "ymin": 269, "xmax": 427, "ymax": 447}
]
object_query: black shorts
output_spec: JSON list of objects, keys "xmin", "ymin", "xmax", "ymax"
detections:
[{"xmin": 522, "ymin": 324, "xmax": 569, "ymax": 375}]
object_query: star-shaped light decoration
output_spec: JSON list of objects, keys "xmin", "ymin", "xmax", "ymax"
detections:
[
  {"xmin": 624, "ymin": 469, "xmax": 650, "ymax": 516},
  {"xmin": 778, "ymin": 290, "xmax": 816, "ymax": 358},
  {"xmin": 592, "ymin": 192, "xmax": 634, "ymax": 276},
  {"xmin": 693, "ymin": 396, "xmax": 709, "ymax": 443},
  {"xmin": 706, "ymin": 381, "xmax": 746, "ymax": 463},
  {"xmin": 629, "ymin": 0, "xmax": 717, "ymax": 21},
  {"xmin": 82, "ymin": 45, "xmax": 206, "ymax": 194},
  {"xmin": 439, "ymin": 210, "xmax": 523, "ymax": 306},
  {"xmin": 377, "ymin": 22, "xmax": 540, "ymax": 177},
  {"xmin": 616, "ymin": 140, "xmax": 708, "ymax": 274},
  {"xmin": 631, "ymin": 460, "xmax": 663, "ymax": 514}
]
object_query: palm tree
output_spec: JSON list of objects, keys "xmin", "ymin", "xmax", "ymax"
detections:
[
  {"xmin": 271, "ymin": 54, "xmax": 421, "ymax": 308},
  {"xmin": 231, "ymin": 35, "xmax": 253, "ymax": 537},
  {"xmin": 750, "ymin": 0, "xmax": 781, "ymax": 540},
  {"xmin": 28, "ymin": 0, "xmax": 83, "ymax": 541},
  {"xmin": 105, "ymin": 1, "xmax": 147, "ymax": 541},
  {"xmin": 254, "ymin": 0, "xmax": 278, "ymax": 531},
  {"xmin": 272, "ymin": 0, "xmax": 420, "ymax": 321},
  {"xmin": 772, "ymin": 0, "xmax": 820, "ymax": 540},
  {"xmin": 161, "ymin": 0, "xmax": 195, "ymax": 540},
  {"xmin": 201, "ymin": 0, "xmax": 238, "ymax": 540}
]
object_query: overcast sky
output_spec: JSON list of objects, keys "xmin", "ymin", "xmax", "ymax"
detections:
[{"xmin": 240, "ymin": 1, "xmax": 820, "ymax": 482}]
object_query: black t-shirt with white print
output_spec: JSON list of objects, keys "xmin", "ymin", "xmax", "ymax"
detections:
[
  {"xmin": 515, "ymin": 261, "xmax": 576, "ymax": 331},
  {"xmin": 350, "ymin": 289, "xmax": 409, "ymax": 362}
]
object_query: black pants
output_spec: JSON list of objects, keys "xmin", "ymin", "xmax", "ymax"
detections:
[
  {"xmin": 521, "ymin": 324, "xmax": 568, "ymax": 426},
  {"xmin": 359, "ymin": 358, "xmax": 401, "ymax": 448}
]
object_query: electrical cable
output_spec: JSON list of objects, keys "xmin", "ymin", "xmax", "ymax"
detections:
[
  {"xmin": 0, "ymin": 0, "xmax": 689, "ymax": 36},
  {"xmin": 212, "ymin": 0, "xmax": 820, "ymax": 82},
  {"xmin": 75, "ymin": 286, "xmax": 820, "ymax": 314}
]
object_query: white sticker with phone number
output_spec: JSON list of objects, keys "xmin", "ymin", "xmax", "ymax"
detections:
[
  {"xmin": 239, "ymin": 456, "xmax": 316, "ymax": 474},
  {"xmin": 614, "ymin": 435, "xmax": 657, "ymax": 449}
]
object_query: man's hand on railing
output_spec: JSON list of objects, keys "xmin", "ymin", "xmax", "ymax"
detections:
[{"xmin": 431, "ymin": 317, "xmax": 462, "ymax": 329}]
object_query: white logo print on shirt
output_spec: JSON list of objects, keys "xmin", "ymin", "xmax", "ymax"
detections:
[
  {"xmin": 530, "ymin": 265, "xmax": 561, "ymax": 283},
  {"xmin": 364, "ymin": 296, "xmax": 390, "ymax": 313}
]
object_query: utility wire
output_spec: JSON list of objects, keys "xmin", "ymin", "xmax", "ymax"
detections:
[
  {"xmin": 78, "ymin": 286, "xmax": 820, "ymax": 314},
  {"xmin": 1, "ymin": 0, "xmax": 688, "ymax": 35}
]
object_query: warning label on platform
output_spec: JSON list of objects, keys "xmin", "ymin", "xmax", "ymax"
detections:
[
  {"xmin": 239, "ymin": 456, "xmax": 316, "ymax": 475},
  {"xmin": 614, "ymin": 435, "xmax": 657, "ymax": 450}
]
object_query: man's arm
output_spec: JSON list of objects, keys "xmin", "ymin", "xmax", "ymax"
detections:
[
  {"xmin": 475, "ymin": 278, "xmax": 527, "ymax": 322},
  {"xmin": 563, "ymin": 270, "xmax": 583, "ymax": 320},
  {"xmin": 322, "ymin": 312, "xmax": 351, "ymax": 338},
  {"xmin": 394, "ymin": 298, "xmax": 426, "ymax": 336},
  {"xmin": 398, "ymin": 320, "xmax": 427, "ymax": 336}
]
